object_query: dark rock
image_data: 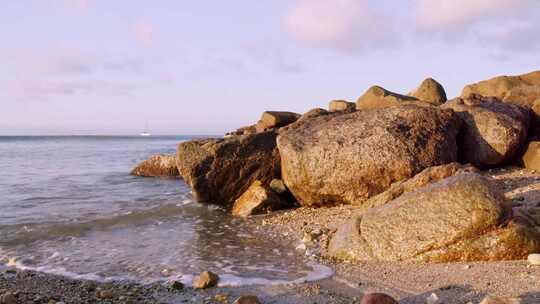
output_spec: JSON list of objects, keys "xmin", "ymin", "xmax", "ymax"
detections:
[
  {"xmin": 360, "ymin": 293, "xmax": 398, "ymax": 304},
  {"xmin": 277, "ymin": 104, "xmax": 462, "ymax": 206},
  {"xmin": 442, "ymin": 94, "xmax": 530, "ymax": 168},
  {"xmin": 170, "ymin": 281, "xmax": 184, "ymax": 291},
  {"xmin": 328, "ymin": 173, "xmax": 540, "ymax": 262},
  {"xmin": 176, "ymin": 132, "xmax": 280, "ymax": 206},
  {"xmin": 130, "ymin": 154, "xmax": 179, "ymax": 177}
]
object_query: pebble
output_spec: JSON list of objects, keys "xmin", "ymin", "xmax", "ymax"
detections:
[
  {"xmin": 527, "ymin": 253, "xmax": 540, "ymax": 265},
  {"xmin": 479, "ymin": 296, "xmax": 522, "ymax": 304},
  {"xmin": 360, "ymin": 293, "xmax": 398, "ymax": 304},
  {"xmin": 426, "ymin": 293, "xmax": 440, "ymax": 304},
  {"xmin": 193, "ymin": 271, "xmax": 219, "ymax": 289},
  {"xmin": 170, "ymin": 280, "xmax": 184, "ymax": 291},
  {"xmin": 233, "ymin": 295, "xmax": 261, "ymax": 304},
  {"xmin": 0, "ymin": 292, "xmax": 17, "ymax": 304},
  {"xmin": 97, "ymin": 290, "xmax": 113, "ymax": 299},
  {"xmin": 463, "ymin": 264, "xmax": 471, "ymax": 269}
]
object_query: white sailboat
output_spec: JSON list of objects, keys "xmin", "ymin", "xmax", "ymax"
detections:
[{"xmin": 140, "ymin": 122, "xmax": 151, "ymax": 137}]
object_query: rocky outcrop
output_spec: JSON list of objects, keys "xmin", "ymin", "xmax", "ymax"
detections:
[
  {"xmin": 522, "ymin": 141, "xmax": 540, "ymax": 170},
  {"xmin": 356, "ymin": 86, "xmax": 421, "ymax": 110},
  {"xmin": 328, "ymin": 173, "xmax": 540, "ymax": 262},
  {"xmin": 409, "ymin": 78, "xmax": 447, "ymax": 105},
  {"xmin": 193, "ymin": 271, "xmax": 219, "ymax": 289},
  {"xmin": 176, "ymin": 132, "xmax": 280, "ymax": 206},
  {"xmin": 462, "ymin": 70, "xmax": 540, "ymax": 137},
  {"xmin": 277, "ymin": 104, "xmax": 462, "ymax": 207},
  {"xmin": 232, "ymin": 180, "xmax": 291, "ymax": 217},
  {"xmin": 255, "ymin": 111, "xmax": 301, "ymax": 132},
  {"xmin": 442, "ymin": 94, "xmax": 530, "ymax": 168},
  {"xmin": 130, "ymin": 154, "xmax": 179, "ymax": 177},
  {"xmin": 361, "ymin": 163, "xmax": 477, "ymax": 212},
  {"xmin": 329, "ymin": 100, "xmax": 356, "ymax": 112}
]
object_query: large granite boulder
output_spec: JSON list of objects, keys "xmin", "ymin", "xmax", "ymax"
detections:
[
  {"xmin": 356, "ymin": 86, "xmax": 421, "ymax": 110},
  {"xmin": 360, "ymin": 162, "xmax": 477, "ymax": 212},
  {"xmin": 408, "ymin": 78, "xmax": 447, "ymax": 105},
  {"xmin": 441, "ymin": 94, "xmax": 530, "ymax": 168},
  {"xmin": 328, "ymin": 173, "xmax": 540, "ymax": 262},
  {"xmin": 176, "ymin": 132, "xmax": 280, "ymax": 206},
  {"xmin": 277, "ymin": 104, "xmax": 462, "ymax": 207},
  {"xmin": 131, "ymin": 154, "xmax": 179, "ymax": 177},
  {"xmin": 462, "ymin": 70, "xmax": 540, "ymax": 137},
  {"xmin": 232, "ymin": 180, "xmax": 291, "ymax": 217}
]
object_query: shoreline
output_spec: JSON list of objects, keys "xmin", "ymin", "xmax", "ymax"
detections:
[{"xmin": 2, "ymin": 166, "xmax": 539, "ymax": 303}]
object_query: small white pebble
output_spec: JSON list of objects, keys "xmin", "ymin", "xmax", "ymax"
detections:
[{"xmin": 426, "ymin": 293, "xmax": 440, "ymax": 304}]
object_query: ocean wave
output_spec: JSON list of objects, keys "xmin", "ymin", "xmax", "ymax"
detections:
[{"xmin": 0, "ymin": 203, "xmax": 190, "ymax": 246}]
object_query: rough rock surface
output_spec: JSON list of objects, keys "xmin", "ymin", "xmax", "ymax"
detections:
[
  {"xmin": 462, "ymin": 70, "xmax": 540, "ymax": 137},
  {"xmin": 192, "ymin": 271, "xmax": 219, "ymax": 289},
  {"xmin": 442, "ymin": 95, "xmax": 530, "ymax": 168},
  {"xmin": 356, "ymin": 86, "xmax": 422, "ymax": 110},
  {"xmin": 328, "ymin": 100, "xmax": 356, "ymax": 112},
  {"xmin": 176, "ymin": 132, "xmax": 280, "ymax": 206},
  {"xmin": 360, "ymin": 293, "xmax": 398, "ymax": 304},
  {"xmin": 257, "ymin": 111, "xmax": 301, "ymax": 131},
  {"xmin": 232, "ymin": 180, "xmax": 290, "ymax": 217},
  {"xmin": 130, "ymin": 154, "xmax": 179, "ymax": 177},
  {"xmin": 328, "ymin": 173, "xmax": 540, "ymax": 262},
  {"xmin": 361, "ymin": 162, "xmax": 477, "ymax": 212},
  {"xmin": 277, "ymin": 104, "xmax": 462, "ymax": 207},
  {"xmin": 409, "ymin": 78, "xmax": 447, "ymax": 105},
  {"xmin": 521, "ymin": 141, "xmax": 540, "ymax": 170}
]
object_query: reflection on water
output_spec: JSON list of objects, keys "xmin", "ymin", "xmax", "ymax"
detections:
[{"xmin": 0, "ymin": 136, "xmax": 332, "ymax": 285}]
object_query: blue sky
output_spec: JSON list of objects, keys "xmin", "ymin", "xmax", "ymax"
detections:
[{"xmin": 1, "ymin": 0, "xmax": 540, "ymax": 135}]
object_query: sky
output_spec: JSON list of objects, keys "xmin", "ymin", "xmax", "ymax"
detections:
[{"xmin": 1, "ymin": 0, "xmax": 540, "ymax": 135}]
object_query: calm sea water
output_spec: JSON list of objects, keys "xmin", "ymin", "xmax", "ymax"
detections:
[{"xmin": 0, "ymin": 136, "xmax": 330, "ymax": 285}]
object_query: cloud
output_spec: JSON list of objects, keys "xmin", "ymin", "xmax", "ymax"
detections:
[
  {"xmin": 133, "ymin": 21, "xmax": 155, "ymax": 48},
  {"xmin": 414, "ymin": 0, "xmax": 531, "ymax": 32},
  {"xmin": 284, "ymin": 0, "xmax": 397, "ymax": 51},
  {"xmin": 63, "ymin": 0, "xmax": 91, "ymax": 11}
]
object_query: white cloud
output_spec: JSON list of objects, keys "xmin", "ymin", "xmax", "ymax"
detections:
[
  {"xmin": 284, "ymin": 0, "xmax": 397, "ymax": 51},
  {"xmin": 414, "ymin": 0, "xmax": 531, "ymax": 32},
  {"xmin": 133, "ymin": 21, "xmax": 155, "ymax": 48}
]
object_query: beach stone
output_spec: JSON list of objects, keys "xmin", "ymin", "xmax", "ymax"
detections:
[
  {"xmin": 528, "ymin": 253, "xmax": 540, "ymax": 265},
  {"xmin": 170, "ymin": 280, "xmax": 184, "ymax": 291},
  {"xmin": 277, "ymin": 104, "xmax": 462, "ymax": 206},
  {"xmin": 361, "ymin": 163, "xmax": 477, "ymax": 212},
  {"xmin": 408, "ymin": 78, "xmax": 447, "ymax": 105},
  {"xmin": 233, "ymin": 295, "xmax": 261, "ymax": 304},
  {"xmin": 356, "ymin": 85, "xmax": 423, "ymax": 110},
  {"xmin": 479, "ymin": 296, "xmax": 522, "ymax": 304},
  {"xmin": 0, "ymin": 293, "xmax": 16, "ymax": 304},
  {"xmin": 269, "ymin": 179, "xmax": 288, "ymax": 195},
  {"xmin": 360, "ymin": 293, "xmax": 398, "ymax": 304},
  {"xmin": 232, "ymin": 180, "xmax": 291, "ymax": 217},
  {"xmin": 462, "ymin": 70, "xmax": 540, "ymax": 137},
  {"xmin": 97, "ymin": 290, "xmax": 113, "ymax": 299},
  {"xmin": 329, "ymin": 100, "xmax": 356, "ymax": 112},
  {"xmin": 131, "ymin": 154, "xmax": 179, "ymax": 177},
  {"xmin": 176, "ymin": 132, "xmax": 280, "ymax": 206},
  {"xmin": 257, "ymin": 111, "xmax": 301, "ymax": 131},
  {"xmin": 521, "ymin": 141, "xmax": 540, "ymax": 170},
  {"xmin": 328, "ymin": 173, "xmax": 540, "ymax": 262},
  {"xmin": 442, "ymin": 94, "xmax": 530, "ymax": 168},
  {"xmin": 193, "ymin": 271, "xmax": 219, "ymax": 289}
]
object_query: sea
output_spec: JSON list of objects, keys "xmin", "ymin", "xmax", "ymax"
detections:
[{"xmin": 0, "ymin": 136, "xmax": 332, "ymax": 286}]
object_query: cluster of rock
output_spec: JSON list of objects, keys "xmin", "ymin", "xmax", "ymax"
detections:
[{"xmin": 134, "ymin": 70, "xmax": 540, "ymax": 263}]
